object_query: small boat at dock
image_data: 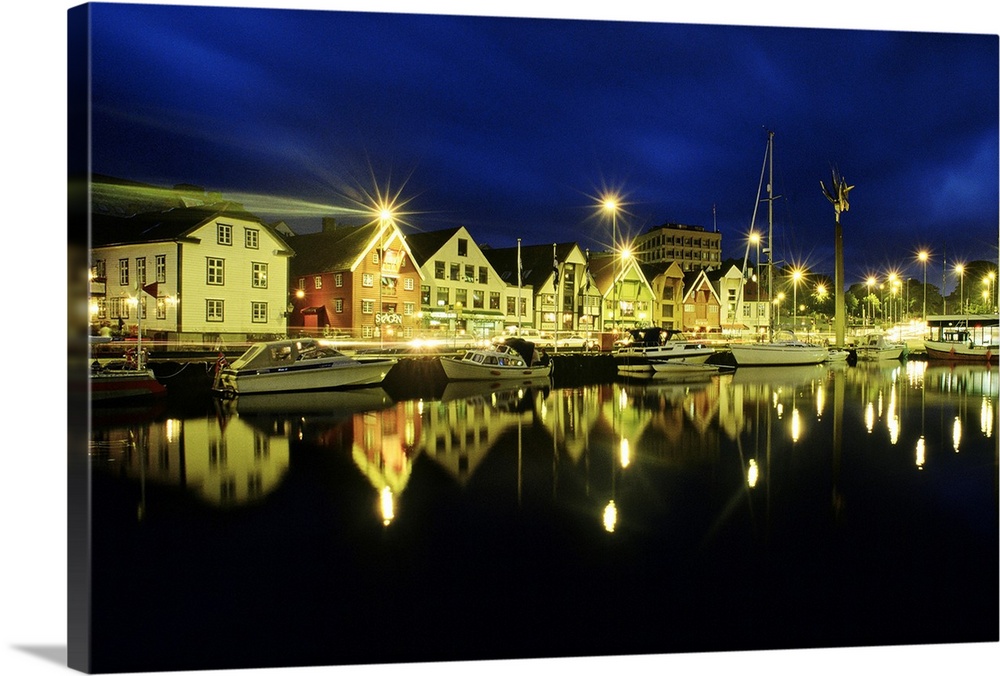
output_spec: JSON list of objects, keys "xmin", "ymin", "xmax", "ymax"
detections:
[
  {"xmin": 90, "ymin": 347, "xmax": 167, "ymax": 403},
  {"xmin": 439, "ymin": 339, "xmax": 552, "ymax": 381},
  {"xmin": 214, "ymin": 338, "xmax": 397, "ymax": 395},
  {"xmin": 615, "ymin": 327, "xmax": 716, "ymax": 373}
]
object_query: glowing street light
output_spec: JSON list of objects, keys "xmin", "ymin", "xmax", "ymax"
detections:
[
  {"xmin": 749, "ymin": 231, "xmax": 761, "ymax": 281},
  {"xmin": 603, "ymin": 197, "xmax": 620, "ymax": 333},
  {"xmin": 917, "ymin": 250, "xmax": 929, "ymax": 322},
  {"xmin": 790, "ymin": 268, "xmax": 804, "ymax": 332},
  {"xmin": 955, "ymin": 263, "xmax": 965, "ymax": 316},
  {"xmin": 866, "ymin": 275, "xmax": 876, "ymax": 326}
]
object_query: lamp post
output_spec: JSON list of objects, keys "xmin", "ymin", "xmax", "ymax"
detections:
[
  {"xmin": 917, "ymin": 250, "xmax": 929, "ymax": 322},
  {"xmin": 866, "ymin": 276, "xmax": 876, "ymax": 327},
  {"xmin": 955, "ymin": 264, "xmax": 965, "ymax": 317},
  {"xmin": 791, "ymin": 268, "xmax": 804, "ymax": 333},
  {"xmin": 603, "ymin": 198, "xmax": 619, "ymax": 334},
  {"xmin": 749, "ymin": 231, "xmax": 761, "ymax": 282}
]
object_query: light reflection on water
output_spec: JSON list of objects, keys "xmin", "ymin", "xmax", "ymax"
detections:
[{"xmin": 87, "ymin": 361, "xmax": 999, "ymax": 671}]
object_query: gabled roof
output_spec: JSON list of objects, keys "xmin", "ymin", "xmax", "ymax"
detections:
[
  {"xmin": 288, "ymin": 222, "xmax": 377, "ymax": 275},
  {"xmin": 91, "ymin": 201, "xmax": 272, "ymax": 247},
  {"xmin": 482, "ymin": 241, "xmax": 577, "ymax": 290},
  {"xmin": 403, "ymin": 227, "xmax": 464, "ymax": 267},
  {"xmin": 681, "ymin": 268, "xmax": 722, "ymax": 303}
]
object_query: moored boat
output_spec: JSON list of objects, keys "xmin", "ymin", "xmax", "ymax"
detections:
[
  {"xmin": 729, "ymin": 333, "xmax": 829, "ymax": 367},
  {"xmin": 214, "ymin": 338, "xmax": 397, "ymax": 395},
  {"xmin": 440, "ymin": 339, "xmax": 552, "ymax": 381},
  {"xmin": 924, "ymin": 314, "xmax": 998, "ymax": 364},
  {"xmin": 615, "ymin": 327, "xmax": 716, "ymax": 373},
  {"xmin": 90, "ymin": 347, "xmax": 167, "ymax": 403},
  {"xmin": 855, "ymin": 333, "xmax": 905, "ymax": 361}
]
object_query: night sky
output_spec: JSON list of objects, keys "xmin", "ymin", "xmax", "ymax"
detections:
[{"xmin": 87, "ymin": 1, "xmax": 998, "ymax": 291}]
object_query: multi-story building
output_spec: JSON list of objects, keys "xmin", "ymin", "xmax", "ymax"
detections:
[
  {"xmin": 680, "ymin": 268, "xmax": 723, "ymax": 335},
  {"xmin": 633, "ymin": 222, "xmax": 722, "ymax": 272},
  {"xmin": 587, "ymin": 251, "xmax": 656, "ymax": 335},
  {"xmin": 90, "ymin": 202, "xmax": 294, "ymax": 344},
  {"xmin": 287, "ymin": 218, "xmax": 423, "ymax": 341},
  {"xmin": 482, "ymin": 242, "xmax": 597, "ymax": 337},
  {"xmin": 404, "ymin": 226, "xmax": 511, "ymax": 344},
  {"xmin": 639, "ymin": 261, "xmax": 685, "ymax": 330}
]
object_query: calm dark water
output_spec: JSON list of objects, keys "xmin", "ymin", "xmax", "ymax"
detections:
[{"xmin": 86, "ymin": 361, "xmax": 998, "ymax": 673}]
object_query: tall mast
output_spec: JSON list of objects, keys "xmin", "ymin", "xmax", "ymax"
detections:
[{"xmin": 767, "ymin": 130, "xmax": 775, "ymax": 336}]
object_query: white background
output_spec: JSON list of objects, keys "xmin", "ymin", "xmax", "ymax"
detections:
[{"xmin": 3, "ymin": 1, "xmax": 996, "ymax": 675}]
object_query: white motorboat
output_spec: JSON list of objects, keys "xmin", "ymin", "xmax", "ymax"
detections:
[
  {"xmin": 615, "ymin": 327, "xmax": 716, "ymax": 373},
  {"xmin": 855, "ymin": 333, "xmax": 905, "ymax": 361},
  {"xmin": 729, "ymin": 334, "xmax": 829, "ymax": 367},
  {"xmin": 439, "ymin": 340, "xmax": 552, "ymax": 381},
  {"xmin": 214, "ymin": 338, "xmax": 397, "ymax": 395},
  {"xmin": 825, "ymin": 348, "xmax": 851, "ymax": 362}
]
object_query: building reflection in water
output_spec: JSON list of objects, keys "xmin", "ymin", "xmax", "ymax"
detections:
[{"xmin": 90, "ymin": 361, "xmax": 997, "ymax": 537}]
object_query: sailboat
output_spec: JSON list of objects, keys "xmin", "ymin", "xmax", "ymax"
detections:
[{"xmin": 728, "ymin": 132, "xmax": 829, "ymax": 367}]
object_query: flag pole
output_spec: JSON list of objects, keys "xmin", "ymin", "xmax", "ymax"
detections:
[{"xmin": 517, "ymin": 238, "xmax": 523, "ymax": 333}]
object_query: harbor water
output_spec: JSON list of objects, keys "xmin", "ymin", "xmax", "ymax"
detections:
[{"xmin": 84, "ymin": 360, "xmax": 998, "ymax": 673}]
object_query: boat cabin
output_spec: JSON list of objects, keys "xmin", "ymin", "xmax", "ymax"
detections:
[{"xmin": 229, "ymin": 339, "xmax": 348, "ymax": 371}]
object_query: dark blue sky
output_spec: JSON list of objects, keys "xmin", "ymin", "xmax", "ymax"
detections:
[{"xmin": 87, "ymin": 1, "xmax": 998, "ymax": 292}]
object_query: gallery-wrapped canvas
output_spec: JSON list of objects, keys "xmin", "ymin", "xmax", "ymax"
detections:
[{"xmin": 66, "ymin": 2, "xmax": 998, "ymax": 675}]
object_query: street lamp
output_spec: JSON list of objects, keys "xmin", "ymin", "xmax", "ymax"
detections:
[
  {"xmin": 866, "ymin": 276, "xmax": 876, "ymax": 326},
  {"xmin": 603, "ymin": 198, "xmax": 619, "ymax": 334},
  {"xmin": 917, "ymin": 250, "xmax": 929, "ymax": 322},
  {"xmin": 955, "ymin": 264, "xmax": 965, "ymax": 316},
  {"xmin": 791, "ymin": 268, "xmax": 804, "ymax": 332},
  {"xmin": 749, "ymin": 231, "xmax": 761, "ymax": 281}
]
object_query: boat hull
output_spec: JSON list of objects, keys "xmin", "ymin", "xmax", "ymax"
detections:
[
  {"xmin": 616, "ymin": 351, "xmax": 713, "ymax": 373},
  {"xmin": 219, "ymin": 358, "xmax": 396, "ymax": 394},
  {"xmin": 440, "ymin": 357, "xmax": 552, "ymax": 381},
  {"xmin": 924, "ymin": 340, "xmax": 998, "ymax": 364},
  {"xmin": 91, "ymin": 369, "xmax": 167, "ymax": 402},
  {"xmin": 729, "ymin": 343, "xmax": 828, "ymax": 366}
]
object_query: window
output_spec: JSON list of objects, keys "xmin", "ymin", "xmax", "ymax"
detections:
[
  {"xmin": 455, "ymin": 288, "xmax": 468, "ymax": 307},
  {"xmin": 252, "ymin": 262, "xmax": 268, "ymax": 288},
  {"xmin": 372, "ymin": 250, "xmax": 380, "ymax": 265},
  {"xmin": 251, "ymin": 302, "xmax": 267, "ymax": 323},
  {"xmin": 314, "ymin": 276, "xmax": 323, "ymax": 289},
  {"xmin": 94, "ymin": 259, "xmax": 106, "ymax": 279},
  {"xmin": 465, "ymin": 265, "xmax": 475, "ymax": 282},
  {"xmin": 207, "ymin": 258, "xmax": 224, "ymax": 285},
  {"xmin": 119, "ymin": 258, "xmax": 129, "ymax": 286},
  {"xmin": 436, "ymin": 287, "xmax": 449, "ymax": 306},
  {"xmin": 472, "ymin": 290, "xmax": 484, "ymax": 309},
  {"xmin": 135, "ymin": 257, "xmax": 146, "ymax": 284},
  {"xmin": 362, "ymin": 273, "xmax": 374, "ymax": 287},
  {"xmin": 155, "ymin": 255, "xmax": 166, "ymax": 283},
  {"xmin": 245, "ymin": 228, "xmax": 259, "ymax": 249},
  {"xmin": 507, "ymin": 297, "xmax": 517, "ymax": 314},
  {"xmin": 335, "ymin": 273, "xmax": 343, "ymax": 287},
  {"xmin": 361, "ymin": 299, "xmax": 374, "ymax": 314},
  {"xmin": 479, "ymin": 267, "xmax": 488, "ymax": 284},
  {"xmin": 457, "ymin": 238, "xmax": 468, "ymax": 257},
  {"xmin": 662, "ymin": 304, "xmax": 674, "ymax": 317},
  {"xmin": 156, "ymin": 297, "xmax": 167, "ymax": 319},
  {"xmin": 404, "ymin": 302, "xmax": 415, "ymax": 316},
  {"xmin": 421, "ymin": 285, "xmax": 430, "ymax": 305},
  {"xmin": 489, "ymin": 292, "xmax": 500, "ymax": 310},
  {"xmin": 297, "ymin": 277, "xmax": 305, "ymax": 290},
  {"xmin": 206, "ymin": 299, "xmax": 224, "ymax": 322},
  {"xmin": 403, "ymin": 277, "xmax": 414, "ymax": 291},
  {"xmin": 450, "ymin": 263, "xmax": 460, "ymax": 281},
  {"xmin": 435, "ymin": 261, "xmax": 445, "ymax": 279},
  {"xmin": 217, "ymin": 223, "xmax": 232, "ymax": 245},
  {"xmin": 334, "ymin": 298, "xmax": 343, "ymax": 313}
]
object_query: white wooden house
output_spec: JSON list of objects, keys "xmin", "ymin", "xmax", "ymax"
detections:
[{"xmin": 90, "ymin": 202, "xmax": 294, "ymax": 344}]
